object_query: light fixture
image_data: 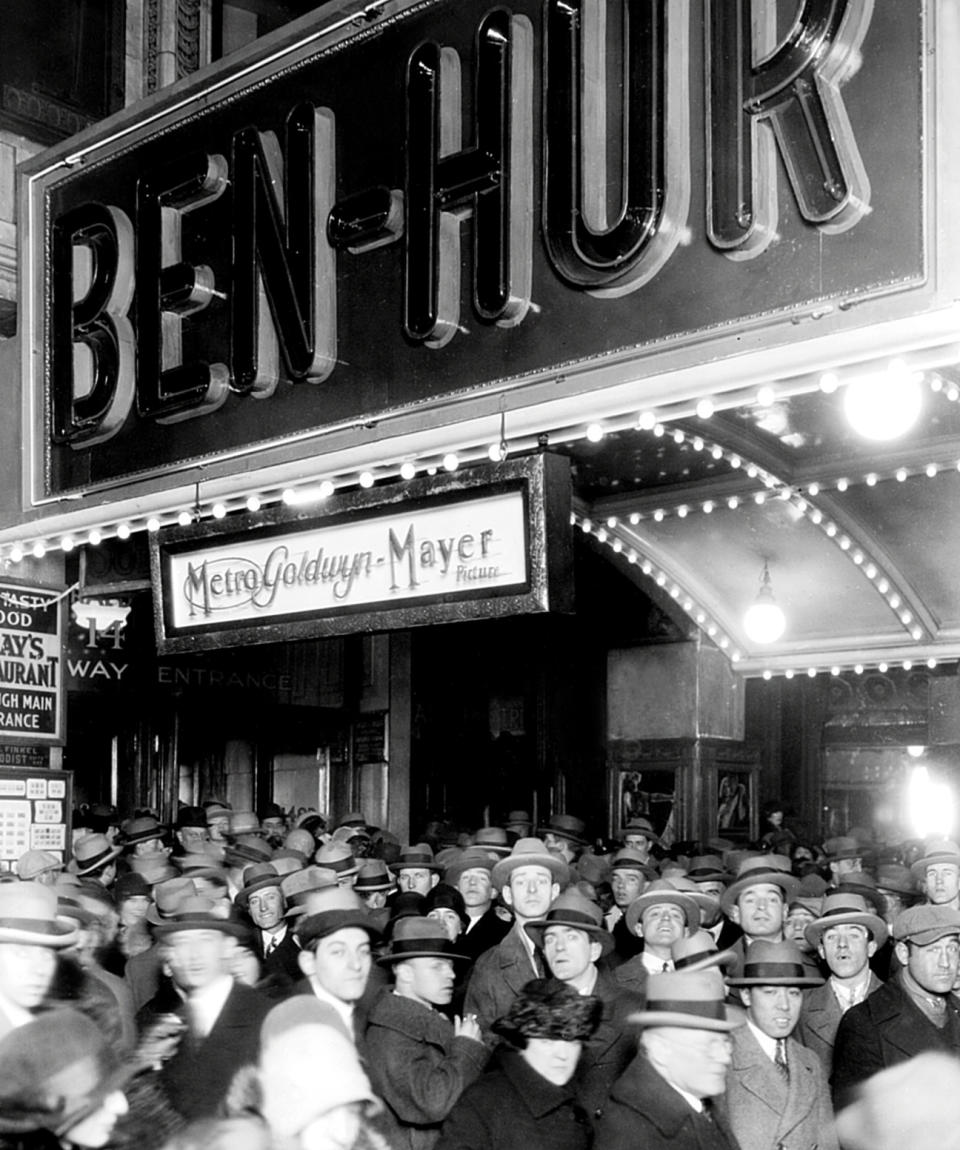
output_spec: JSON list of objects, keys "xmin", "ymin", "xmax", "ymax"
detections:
[
  {"xmin": 743, "ymin": 560, "xmax": 787, "ymax": 644},
  {"xmin": 843, "ymin": 360, "xmax": 923, "ymax": 440}
]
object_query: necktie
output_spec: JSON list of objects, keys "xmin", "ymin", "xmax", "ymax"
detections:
[
  {"xmin": 662, "ymin": 961, "xmax": 671, "ymax": 972},
  {"xmin": 774, "ymin": 1038, "xmax": 789, "ymax": 1080},
  {"xmin": 265, "ymin": 933, "xmax": 278, "ymax": 956}
]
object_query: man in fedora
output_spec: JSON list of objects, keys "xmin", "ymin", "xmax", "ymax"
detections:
[
  {"xmin": 687, "ymin": 855, "xmax": 740, "ymax": 951},
  {"xmin": 172, "ymin": 807, "xmax": 210, "ymax": 857},
  {"xmin": 138, "ymin": 894, "xmax": 272, "ymax": 1120},
  {"xmin": 503, "ymin": 810, "xmax": 531, "ymax": 843},
  {"xmin": 912, "ymin": 838, "xmax": 960, "ymax": 910},
  {"xmin": 315, "ymin": 840, "xmax": 361, "ymax": 888},
  {"xmin": 595, "ymin": 971, "xmax": 743, "ymax": 1150},
  {"xmin": 0, "ymin": 882, "xmax": 76, "ymax": 1038},
  {"xmin": 464, "ymin": 838, "xmax": 568, "ymax": 1041},
  {"xmin": 797, "ymin": 891, "xmax": 887, "ymax": 1077},
  {"xmin": 366, "ymin": 917, "xmax": 488, "ymax": 1150},
  {"xmin": 822, "ymin": 837, "xmax": 865, "ymax": 886},
  {"xmin": 525, "ymin": 887, "xmax": 644, "ymax": 1125},
  {"xmin": 236, "ymin": 862, "xmax": 301, "ymax": 983},
  {"xmin": 539, "ymin": 814, "xmax": 588, "ymax": 867},
  {"xmin": 68, "ymin": 834, "xmax": 123, "ymax": 888},
  {"xmin": 604, "ymin": 848, "xmax": 655, "ymax": 965},
  {"xmin": 393, "ymin": 844, "xmax": 443, "ymax": 896},
  {"xmin": 614, "ymin": 880, "xmax": 701, "ymax": 995},
  {"xmin": 720, "ymin": 854, "xmax": 800, "ymax": 977},
  {"xmin": 723, "ymin": 940, "xmax": 836, "ymax": 1150},
  {"xmin": 620, "ymin": 817, "xmax": 661, "ymax": 867},
  {"xmin": 355, "ymin": 858, "xmax": 397, "ymax": 916},
  {"xmin": 119, "ymin": 816, "xmax": 170, "ymax": 860},
  {"xmin": 832, "ymin": 903, "xmax": 960, "ymax": 1109},
  {"xmin": 443, "ymin": 846, "xmax": 511, "ymax": 962}
]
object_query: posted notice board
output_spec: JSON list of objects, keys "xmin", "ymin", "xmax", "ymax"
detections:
[
  {"xmin": 0, "ymin": 581, "xmax": 65, "ymax": 745},
  {"xmin": 0, "ymin": 768, "xmax": 72, "ymax": 873}
]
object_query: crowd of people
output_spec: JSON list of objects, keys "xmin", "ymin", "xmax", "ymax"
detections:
[{"xmin": 2, "ymin": 800, "xmax": 960, "ymax": 1149}]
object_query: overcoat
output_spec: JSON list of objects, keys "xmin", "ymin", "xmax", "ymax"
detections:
[
  {"xmin": 463, "ymin": 925, "xmax": 542, "ymax": 1040},
  {"xmin": 573, "ymin": 969, "xmax": 643, "ymax": 1124},
  {"xmin": 796, "ymin": 972, "xmax": 883, "ymax": 1078}
]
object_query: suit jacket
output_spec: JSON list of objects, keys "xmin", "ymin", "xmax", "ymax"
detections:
[
  {"xmin": 256, "ymin": 926, "xmax": 302, "ymax": 982},
  {"xmin": 140, "ymin": 980, "xmax": 272, "ymax": 1121},
  {"xmin": 797, "ymin": 972, "xmax": 883, "ymax": 1079},
  {"xmin": 463, "ymin": 925, "xmax": 542, "ymax": 1042},
  {"xmin": 594, "ymin": 1050, "xmax": 740, "ymax": 1150},
  {"xmin": 460, "ymin": 906, "xmax": 513, "ymax": 962},
  {"xmin": 720, "ymin": 1025, "xmax": 837, "ymax": 1150},
  {"xmin": 831, "ymin": 972, "xmax": 960, "ymax": 1110},
  {"xmin": 365, "ymin": 989, "xmax": 490, "ymax": 1150},
  {"xmin": 575, "ymin": 969, "xmax": 644, "ymax": 1124}
]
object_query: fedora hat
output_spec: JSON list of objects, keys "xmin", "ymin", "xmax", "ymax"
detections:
[
  {"xmin": 727, "ymin": 939, "xmax": 825, "ymax": 987},
  {"xmin": 910, "ymin": 838, "xmax": 960, "ymax": 879},
  {"xmin": 720, "ymin": 855, "xmax": 799, "ymax": 915},
  {"xmin": 204, "ymin": 801, "xmax": 233, "ymax": 823},
  {"xmin": 235, "ymin": 862, "xmax": 284, "ymax": 908},
  {"xmin": 491, "ymin": 837, "xmax": 570, "ymax": 888},
  {"xmin": 128, "ymin": 854, "xmax": 179, "ymax": 885},
  {"xmin": 665, "ymin": 876, "xmax": 723, "ymax": 916},
  {"xmin": 173, "ymin": 848, "xmax": 228, "ymax": 880},
  {"xmin": 223, "ymin": 835, "xmax": 273, "ymax": 868},
  {"xmin": 17, "ymin": 849, "xmax": 63, "ymax": 881},
  {"xmin": 671, "ymin": 930, "xmax": 737, "ymax": 973},
  {"xmin": 282, "ymin": 866, "xmax": 341, "ymax": 917},
  {"xmin": 876, "ymin": 863, "xmax": 918, "ymax": 897},
  {"xmin": 119, "ymin": 816, "xmax": 167, "ymax": 847},
  {"xmin": 608, "ymin": 847, "xmax": 657, "ymax": 878},
  {"xmin": 822, "ymin": 836, "xmax": 864, "ymax": 861},
  {"xmin": 473, "ymin": 827, "xmax": 512, "ymax": 858},
  {"xmin": 67, "ymin": 834, "xmax": 123, "ymax": 876},
  {"xmin": 443, "ymin": 846, "xmax": 496, "ymax": 887},
  {"xmin": 145, "ymin": 877, "xmax": 197, "ymax": 925},
  {"xmin": 621, "ymin": 817, "xmax": 662, "ymax": 846},
  {"xmin": 577, "ymin": 852, "xmax": 612, "ymax": 887},
  {"xmin": 0, "ymin": 882, "xmax": 77, "ymax": 947},
  {"xmin": 832, "ymin": 872, "xmax": 886, "ymax": 917},
  {"xmin": 628, "ymin": 971, "xmax": 746, "ymax": 1031},
  {"xmin": 686, "ymin": 855, "xmax": 731, "ymax": 884},
  {"xmin": 113, "ymin": 872, "xmax": 153, "ymax": 902},
  {"xmin": 174, "ymin": 806, "xmax": 207, "ymax": 830},
  {"xmin": 377, "ymin": 915, "xmax": 469, "ymax": 964},
  {"xmin": 152, "ymin": 894, "xmax": 249, "ymax": 938},
  {"xmin": 337, "ymin": 811, "xmax": 368, "ymax": 829},
  {"xmin": 391, "ymin": 843, "xmax": 443, "ymax": 873},
  {"xmin": 504, "ymin": 810, "xmax": 532, "ymax": 830},
  {"xmin": 626, "ymin": 878, "xmax": 701, "ymax": 935},
  {"xmin": 270, "ymin": 854, "xmax": 306, "ymax": 878},
  {"xmin": 293, "ymin": 886, "xmax": 380, "ymax": 948},
  {"xmin": 538, "ymin": 814, "xmax": 588, "ymax": 846},
  {"xmin": 354, "ymin": 859, "xmax": 396, "ymax": 894},
  {"xmin": 804, "ymin": 891, "xmax": 888, "ymax": 949},
  {"xmin": 524, "ymin": 888, "xmax": 614, "ymax": 957},
  {"xmin": 314, "ymin": 841, "xmax": 359, "ymax": 878}
]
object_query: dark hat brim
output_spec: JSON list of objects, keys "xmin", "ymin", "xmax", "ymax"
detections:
[
  {"xmin": 151, "ymin": 914, "xmax": 249, "ymax": 939},
  {"xmin": 294, "ymin": 909, "xmax": 381, "ymax": 946},
  {"xmin": 67, "ymin": 844, "xmax": 124, "ymax": 876},
  {"xmin": 234, "ymin": 874, "xmax": 284, "ymax": 908},
  {"xmin": 524, "ymin": 917, "xmax": 615, "ymax": 958}
]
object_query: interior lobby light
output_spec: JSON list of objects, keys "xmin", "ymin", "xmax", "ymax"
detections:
[
  {"xmin": 843, "ymin": 361, "xmax": 923, "ymax": 440},
  {"xmin": 743, "ymin": 560, "xmax": 787, "ymax": 644},
  {"xmin": 908, "ymin": 765, "xmax": 955, "ymax": 839}
]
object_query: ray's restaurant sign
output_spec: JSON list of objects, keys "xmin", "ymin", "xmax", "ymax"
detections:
[{"xmin": 21, "ymin": 0, "xmax": 927, "ymax": 502}]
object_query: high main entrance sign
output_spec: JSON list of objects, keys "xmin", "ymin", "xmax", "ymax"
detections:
[{"xmin": 22, "ymin": 0, "xmax": 927, "ymax": 500}]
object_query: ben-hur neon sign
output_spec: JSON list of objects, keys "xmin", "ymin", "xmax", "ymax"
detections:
[{"xmin": 47, "ymin": 0, "xmax": 875, "ymax": 450}]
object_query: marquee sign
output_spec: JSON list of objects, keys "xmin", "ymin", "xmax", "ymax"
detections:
[
  {"xmin": 151, "ymin": 453, "xmax": 572, "ymax": 651},
  {"xmin": 22, "ymin": 0, "xmax": 928, "ymax": 500}
]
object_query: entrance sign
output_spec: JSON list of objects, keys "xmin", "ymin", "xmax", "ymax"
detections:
[
  {"xmin": 0, "ymin": 582, "xmax": 64, "ymax": 745},
  {"xmin": 151, "ymin": 454, "xmax": 572, "ymax": 652},
  {"xmin": 21, "ymin": 0, "xmax": 929, "ymax": 503}
]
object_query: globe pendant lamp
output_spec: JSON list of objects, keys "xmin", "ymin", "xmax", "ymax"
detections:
[{"xmin": 743, "ymin": 561, "xmax": 786, "ymax": 644}]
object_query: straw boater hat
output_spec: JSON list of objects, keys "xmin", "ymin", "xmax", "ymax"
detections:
[
  {"xmin": 443, "ymin": 846, "xmax": 496, "ymax": 887},
  {"xmin": 524, "ymin": 887, "xmax": 614, "ymax": 957},
  {"xmin": 719, "ymin": 854, "xmax": 800, "ymax": 916},
  {"xmin": 0, "ymin": 882, "xmax": 77, "ymax": 947},
  {"xmin": 804, "ymin": 891, "xmax": 888, "ymax": 950},
  {"xmin": 234, "ymin": 862, "xmax": 284, "ymax": 909},
  {"xmin": 66, "ymin": 834, "xmax": 123, "ymax": 876},
  {"xmin": 377, "ymin": 915, "xmax": 470, "ymax": 964},
  {"xmin": 625, "ymin": 878, "xmax": 701, "ymax": 936},
  {"xmin": 538, "ymin": 814, "xmax": 588, "ymax": 846},
  {"xmin": 620, "ymin": 816, "xmax": 662, "ymax": 846},
  {"xmin": 491, "ymin": 837, "xmax": 570, "ymax": 888},
  {"xmin": 671, "ymin": 930, "xmax": 737, "ymax": 974},
  {"xmin": 293, "ymin": 886, "xmax": 380, "ymax": 949},
  {"xmin": 727, "ymin": 939, "xmax": 825, "ymax": 987},
  {"xmin": 390, "ymin": 844, "xmax": 443, "ymax": 874},
  {"xmin": 910, "ymin": 838, "xmax": 960, "ymax": 879},
  {"xmin": 151, "ymin": 894, "xmax": 249, "ymax": 938},
  {"xmin": 627, "ymin": 970, "xmax": 745, "ymax": 1031}
]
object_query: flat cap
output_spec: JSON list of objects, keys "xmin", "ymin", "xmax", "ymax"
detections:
[{"xmin": 893, "ymin": 903, "xmax": 960, "ymax": 945}]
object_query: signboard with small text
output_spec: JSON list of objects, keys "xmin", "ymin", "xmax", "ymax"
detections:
[
  {"xmin": 0, "ymin": 581, "xmax": 65, "ymax": 745},
  {"xmin": 0, "ymin": 768, "xmax": 72, "ymax": 872}
]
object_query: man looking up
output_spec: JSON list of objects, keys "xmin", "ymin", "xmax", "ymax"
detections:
[
  {"xmin": 464, "ymin": 838, "xmax": 567, "ymax": 1041},
  {"xmin": 614, "ymin": 880, "xmax": 701, "ymax": 996},
  {"xmin": 719, "ymin": 855, "xmax": 799, "ymax": 976},
  {"xmin": 604, "ymin": 848, "xmax": 653, "ymax": 964},
  {"xmin": 832, "ymin": 903, "xmax": 960, "ymax": 1109}
]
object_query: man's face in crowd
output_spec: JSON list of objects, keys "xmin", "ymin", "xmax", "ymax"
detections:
[
  {"xmin": 504, "ymin": 866, "xmax": 559, "ymax": 922},
  {"xmin": 784, "ymin": 906, "xmax": 817, "ymax": 953},
  {"xmin": 0, "ymin": 942, "xmax": 57, "ymax": 1008},
  {"xmin": 543, "ymin": 925, "xmax": 600, "ymax": 984},
  {"xmin": 248, "ymin": 886, "xmax": 285, "ymax": 930},
  {"xmin": 299, "ymin": 927, "xmax": 372, "ymax": 1003},
  {"xmin": 624, "ymin": 833, "xmax": 652, "ymax": 855},
  {"xmin": 397, "ymin": 868, "xmax": 435, "ymax": 896},
  {"xmin": 818, "ymin": 922, "xmax": 876, "ymax": 980},
  {"xmin": 644, "ymin": 1026, "xmax": 732, "ymax": 1098},
  {"xmin": 898, "ymin": 933, "xmax": 960, "ymax": 995},
  {"xmin": 163, "ymin": 929, "xmax": 234, "ymax": 992},
  {"xmin": 924, "ymin": 864, "xmax": 960, "ymax": 906},
  {"xmin": 207, "ymin": 814, "xmax": 230, "ymax": 842},
  {"xmin": 740, "ymin": 984, "xmax": 803, "ymax": 1039},
  {"xmin": 427, "ymin": 907, "xmax": 463, "ymax": 942},
  {"xmin": 832, "ymin": 856, "xmax": 862, "ymax": 877},
  {"xmin": 457, "ymin": 868, "xmax": 493, "ymax": 911},
  {"xmin": 639, "ymin": 902, "xmax": 686, "ymax": 949},
  {"xmin": 542, "ymin": 834, "xmax": 575, "ymax": 863},
  {"xmin": 133, "ymin": 838, "xmax": 165, "ymax": 857},
  {"xmin": 399, "ymin": 956, "xmax": 456, "ymax": 1007},
  {"xmin": 611, "ymin": 868, "xmax": 646, "ymax": 909},
  {"xmin": 731, "ymin": 884, "xmax": 784, "ymax": 940},
  {"xmin": 261, "ymin": 817, "xmax": 286, "ymax": 845},
  {"xmin": 177, "ymin": 826, "xmax": 210, "ymax": 853}
]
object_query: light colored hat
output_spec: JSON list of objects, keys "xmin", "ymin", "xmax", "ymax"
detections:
[
  {"xmin": 621, "ymin": 816, "xmax": 662, "ymax": 845},
  {"xmin": 151, "ymin": 895, "xmax": 248, "ymax": 938},
  {"xmin": 354, "ymin": 859, "xmax": 396, "ymax": 894},
  {"xmin": 626, "ymin": 878, "xmax": 701, "ymax": 935},
  {"xmin": 377, "ymin": 915, "xmax": 470, "ymax": 964},
  {"xmin": 804, "ymin": 891, "xmax": 888, "ymax": 949},
  {"xmin": 727, "ymin": 939, "xmax": 825, "ymax": 987},
  {"xmin": 671, "ymin": 930, "xmax": 737, "ymax": 973},
  {"xmin": 822, "ymin": 836, "xmax": 864, "ymax": 861},
  {"xmin": 473, "ymin": 827, "xmax": 512, "ymax": 858},
  {"xmin": 66, "ymin": 834, "xmax": 123, "ymax": 876},
  {"xmin": 0, "ymin": 882, "xmax": 77, "ymax": 947},
  {"xmin": 145, "ymin": 877, "xmax": 197, "ymax": 925},
  {"xmin": 720, "ymin": 855, "xmax": 800, "ymax": 915},
  {"xmin": 234, "ymin": 863, "xmax": 284, "ymax": 908},
  {"xmin": 491, "ymin": 837, "xmax": 570, "ymax": 888},
  {"xmin": 293, "ymin": 886, "xmax": 380, "ymax": 948},
  {"xmin": 910, "ymin": 839, "xmax": 960, "ymax": 879},
  {"xmin": 390, "ymin": 843, "xmax": 442, "ymax": 873},
  {"xmin": 228, "ymin": 811, "xmax": 262, "ymax": 838},
  {"xmin": 314, "ymin": 841, "xmax": 359, "ymax": 878},
  {"xmin": 524, "ymin": 887, "xmax": 614, "ymax": 957},
  {"xmin": 627, "ymin": 971, "xmax": 746, "ymax": 1031},
  {"xmin": 444, "ymin": 846, "xmax": 496, "ymax": 886},
  {"xmin": 609, "ymin": 847, "xmax": 657, "ymax": 878},
  {"xmin": 538, "ymin": 814, "xmax": 588, "ymax": 846},
  {"xmin": 128, "ymin": 855, "xmax": 179, "ymax": 885},
  {"xmin": 281, "ymin": 866, "xmax": 343, "ymax": 918},
  {"xmin": 17, "ymin": 849, "xmax": 63, "ymax": 881},
  {"xmin": 893, "ymin": 904, "xmax": 960, "ymax": 945}
]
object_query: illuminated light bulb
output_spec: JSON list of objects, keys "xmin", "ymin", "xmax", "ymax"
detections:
[
  {"xmin": 359, "ymin": 471, "xmax": 375, "ymax": 488},
  {"xmin": 695, "ymin": 611, "xmax": 706, "ymax": 624},
  {"xmin": 702, "ymin": 501, "xmax": 714, "ymax": 514},
  {"xmin": 711, "ymin": 445, "xmax": 723, "ymax": 460},
  {"xmin": 754, "ymin": 492, "xmax": 766, "ymax": 505},
  {"xmin": 757, "ymin": 386, "xmax": 775, "ymax": 406},
  {"xmin": 117, "ymin": 523, "xmax": 131, "ymax": 539},
  {"xmin": 488, "ymin": 443, "xmax": 506, "ymax": 462},
  {"xmin": 853, "ymin": 551, "xmax": 864, "ymax": 565},
  {"xmin": 928, "ymin": 657, "xmax": 938, "ymax": 669},
  {"xmin": 743, "ymin": 561, "xmax": 787, "ymax": 644},
  {"xmin": 569, "ymin": 513, "xmax": 577, "ymax": 526},
  {"xmin": 746, "ymin": 465, "xmax": 758, "ymax": 478},
  {"xmin": 912, "ymin": 626, "xmax": 923, "ymax": 640},
  {"xmin": 763, "ymin": 669, "xmax": 772, "ymax": 680},
  {"xmin": 245, "ymin": 496, "xmax": 261, "ymax": 513},
  {"xmin": 627, "ymin": 550, "xmax": 637, "ymax": 564},
  {"xmin": 319, "ymin": 480, "xmax": 335, "ymax": 499},
  {"xmin": 89, "ymin": 529, "xmax": 103, "ymax": 544},
  {"xmin": 177, "ymin": 512, "xmax": 192, "ymax": 527},
  {"xmin": 586, "ymin": 423, "xmax": 604, "ymax": 443},
  {"xmin": 442, "ymin": 453, "xmax": 459, "ymax": 472},
  {"xmin": 401, "ymin": 461, "xmax": 417, "ymax": 480},
  {"xmin": 607, "ymin": 517, "xmax": 618, "ymax": 528},
  {"xmin": 612, "ymin": 539, "xmax": 623, "ymax": 553},
  {"xmin": 282, "ymin": 488, "xmax": 296, "ymax": 505},
  {"xmin": 878, "ymin": 662, "xmax": 888, "ymax": 672},
  {"xmin": 629, "ymin": 513, "xmax": 640, "ymax": 525},
  {"xmin": 642, "ymin": 560, "xmax": 653, "ymax": 575},
  {"xmin": 949, "ymin": 386, "xmax": 960, "ymax": 402},
  {"xmin": 696, "ymin": 398, "xmax": 715, "ymax": 419},
  {"xmin": 836, "ymin": 478, "xmax": 849, "ymax": 492},
  {"xmin": 719, "ymin": 636, "xmax": 729, "ymax": 649},
  {"xmin": 866, "ymin": 473, "xmax": 878, "ymax": 486},
  {"xmin": 653, "ymin": 424, "xmax": 665, "ymax": 437},
  {"xmin": 707, "ymin": 624, "xmax": 717, "ymax": 636},
  {"xmin": 596, "ymin": 528, "xmax": 608, "ymax": 543},
  {"xmin": 638, "ymin": 410, "xmax": 657, "ymax": 430},
  {"xmin": 908, "ymin": 745, "xmax": 925, "ymax": 757},
  {"xmin": 731, "ymin": 650, "xmax": 741, "ymax": 662},
  {"xmin": 843, "ymin": 362, "xmax": 924, "ymax": 440},
  {"xmin": 212, "ymin": 503, "xmax": 226, "ymax": 520},
  {"xmin": 654, "ymin": 510, "xmax": 665, "ymax": 522},
  {"xmin": 810, "ymin": 510, "xmax": 823, "ymax": 525},
  {"xmin": 147, "ymin": 516, "xmax": 161, "ymax": 532},
  {"xmin": 839, "ymin": 536, "xmax": 851, "ymax": 550},
  {"xmin": 831, "ymin": 665, "xmax": 841, "ymax": 676},
  {"xmin": 932, "ymin": 375, "xmax": 944, "ymax": 392},
  {"xmin": 926, "ymin": 463, "xmax": 938, "ymax": 478},
  {"xmin": 31, "ymin": 542, "xmax": 45, "ymax": 559},
  {"xmin": 60, "ymin": 536, "xmax": 74, "ymax": 552},
  {"xmin": 819, "ymin": 372, "xmax": 839, "ymax": 393},
  {"xmin": 729, "ymin": 455, "xmax": 742, "ymax": 469},
  {"xmin": 807, "ymin": 667, "xmax": 817, "ymax": 677},
  {"xmin": 727, "ymin": 496, "xmax": 739, "ymax": 510},
  {"xmin": 9, "ymin": 546, "xmax": 22, "ymax": 563},
  {"xmin": 901, "ymin": 610, "xmax": 913, "ymax": 624},
  {"xmin": 785, "ymin": 669, "xmax": 795, "ymax": 679},
  {"xmin": 692, "ymin": 437, "xmax": 704, "ymax": 452},
  {"xmin": 896, "ymin": 468, "xmax": 908, "ymax": 482},
  {"xmin": 865, "ymin": 564, "xmax": 877, "ymax": 578},
  {"xmin": 673, "ymin": 429, "xmax": 685, "ymax": 444},
  {"xmin": 682, "ymin": 598, "xmax": 693, "ymax": 611},
  {"xmin": 889, "ymin": 593, "xmax": 901, "ymax": 608},
  {"xmin": 656, "ymin": 572, "xmax": 667, "ymax": 587},
  {"xmin": 670, "ymin": 585, "xmax": 681, "ymax": 598},
  {"xmin": 677, "ymin": 505, "xmax": 688, "ymax": 518},
  {"xmin": 807, "ymin": 483, "xmax": 820, "ymax": 496},
  {"xmin": 825, "ymin": 522, "xmax": 837, "ymax": 536},
  {"xmin": 580, "ymin": 518, "xmax": 593, "ymax": 533},
  {"xmin": 877, "ymin": 578, "xmax": 889, "ymax": 593},
  {"xmin": 908, "ymin": 764, "xmax": 955, "ymax": 839},
  {"xmin": 855, "ymin": 663, "xmax": 864, "ymax": 674}
]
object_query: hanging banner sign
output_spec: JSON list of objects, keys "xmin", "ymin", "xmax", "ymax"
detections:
[
  {"xmin": 151, "ymin": 454, "xmax": 572, "ymax": 652},
  {"xmin": 0, "ymin": 582, "xmax": 65, "ymax": 745}
]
